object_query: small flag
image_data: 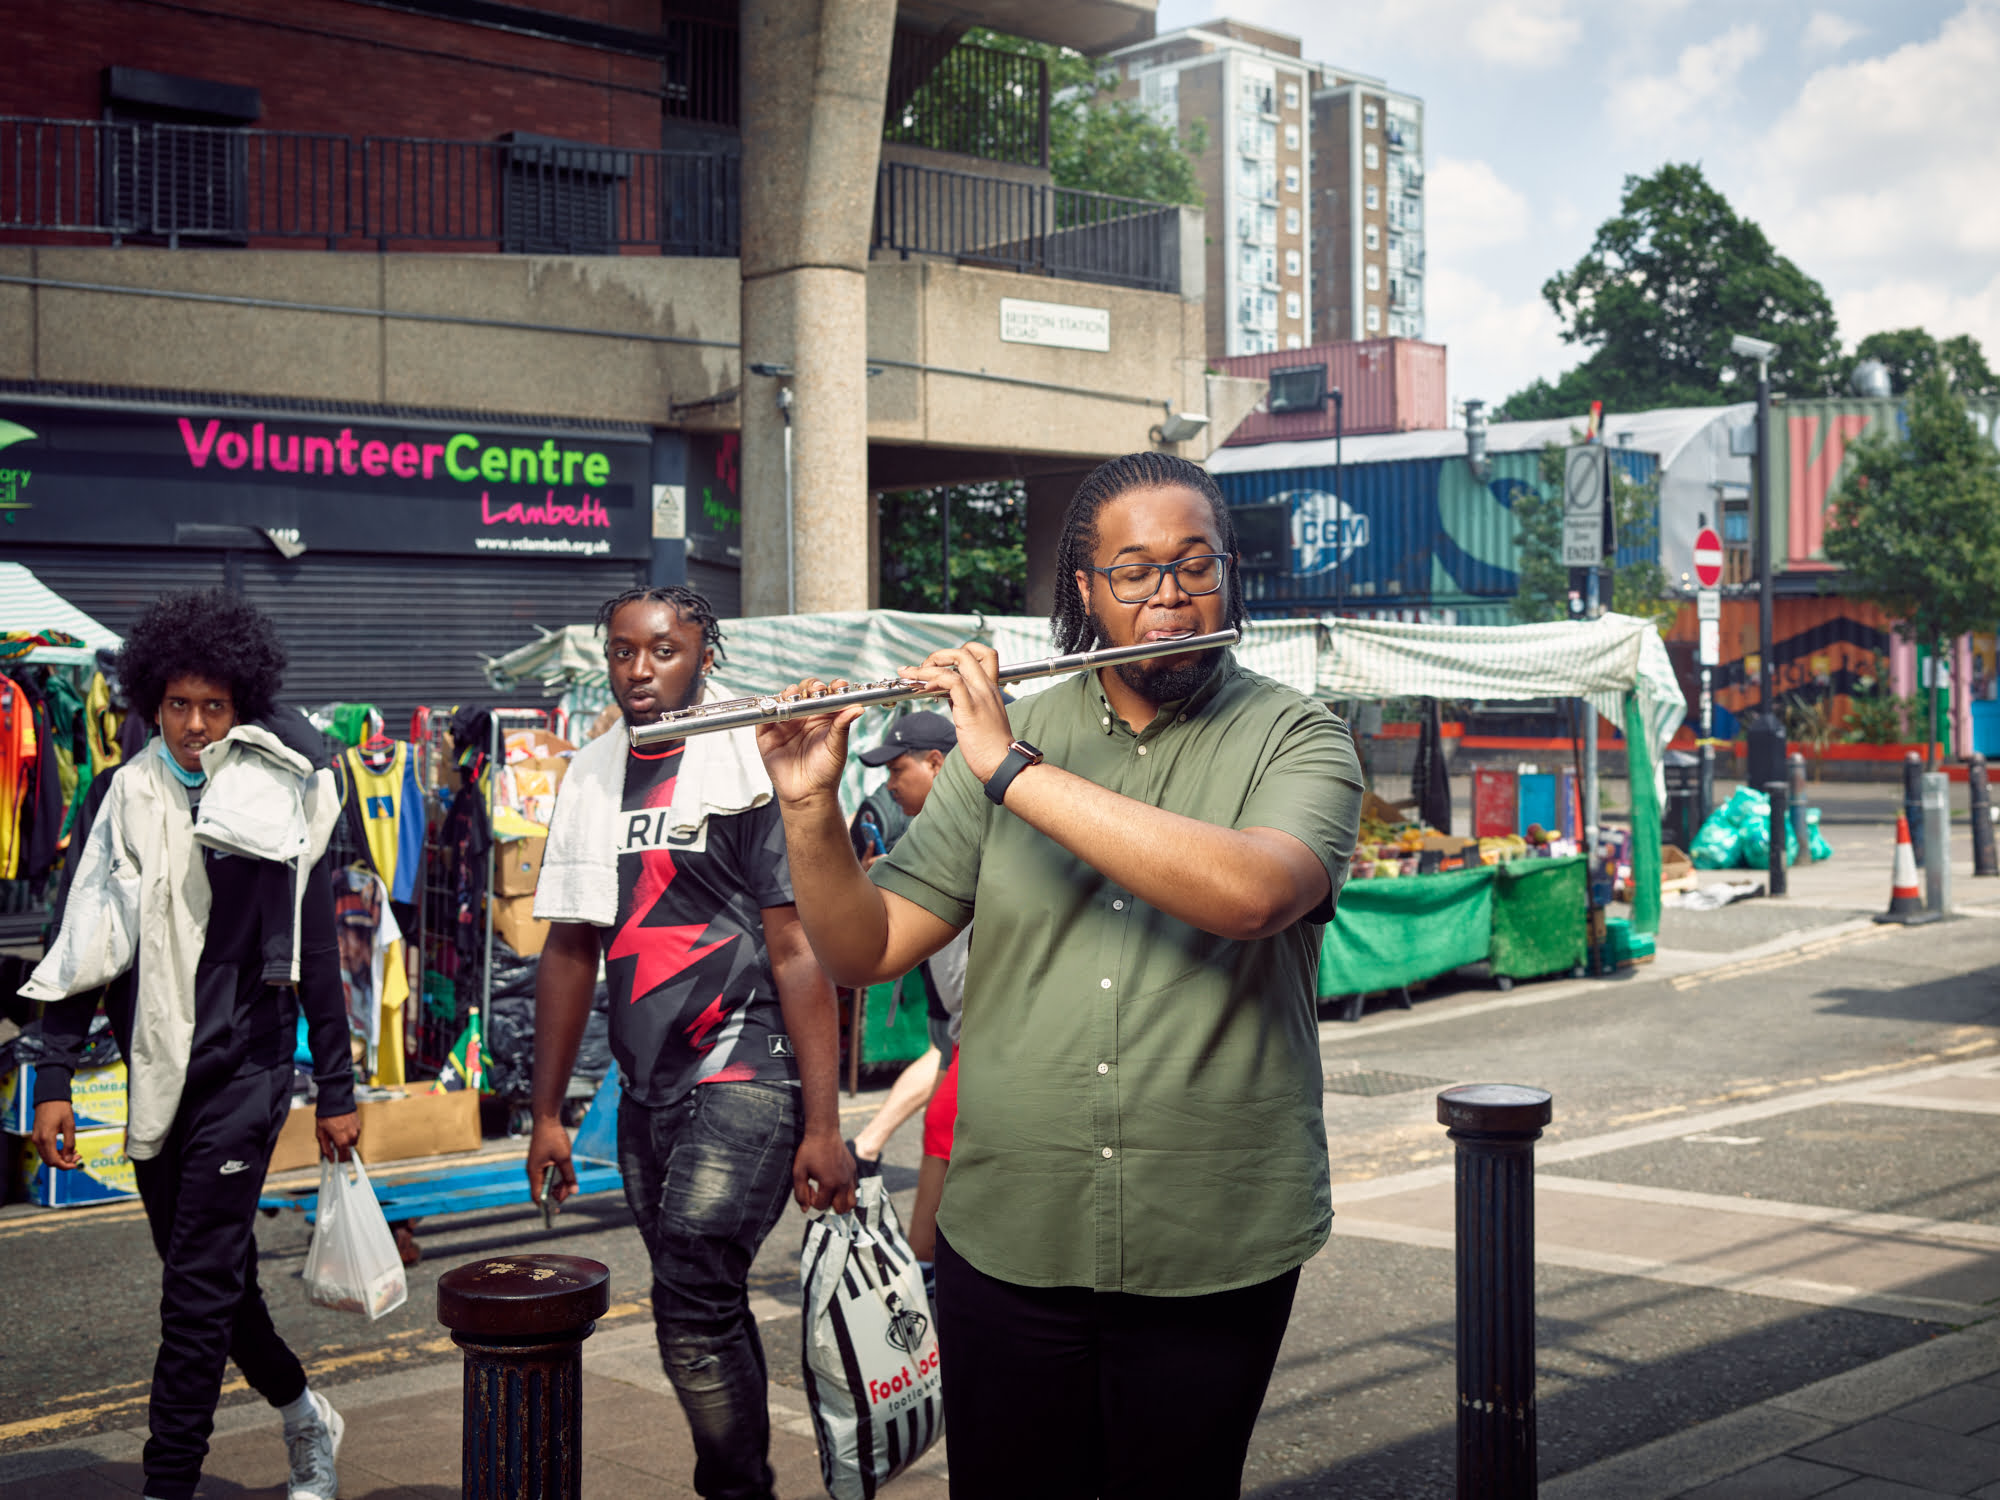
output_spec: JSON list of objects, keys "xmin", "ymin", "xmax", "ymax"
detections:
[{"xmin": 434, "ymin": 1008, "xmax": 486, "ymax": 1093}]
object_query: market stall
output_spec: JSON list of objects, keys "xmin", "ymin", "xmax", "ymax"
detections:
[{"xmin": 1314, "ymin": 612, "xmax": 1685, "ymax": 1002}]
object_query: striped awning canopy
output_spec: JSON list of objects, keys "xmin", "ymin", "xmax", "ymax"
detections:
[{"xmin": 0, "ymin": 562, "xmax": 122, "ymax": 667}]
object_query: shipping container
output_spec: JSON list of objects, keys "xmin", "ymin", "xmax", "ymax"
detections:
[
  {"xmin": 1216, "ymin": 337, "xmax": 1448, "ymax": 446},
  {"xmin": 1768, "ymin": 395, "xmax": 2000, "ymax": 574},
  {"xmin": 1216, "ymin": 446, "xmax": 1658, "ymax": 614}
]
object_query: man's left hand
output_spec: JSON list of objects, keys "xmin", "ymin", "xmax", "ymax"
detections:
[
  {"xmin": 316, "ymin": 1111, "xmax": 360, "ymax": 1162},
  {"xmin": 793, "ymin": 1125, "xmax": 857, "ymax": 1214}
]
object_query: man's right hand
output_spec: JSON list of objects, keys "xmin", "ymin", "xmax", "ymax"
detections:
[
  {"xmin": 755, "ymin": 680, "xmax": 866, "ymax": 807},
  {"xmin": 526, "ymin": 1113, "xmax": 577, "ymax": 1212},
  {"xmin": 31, "ymin": 1101, "xmax": 81, "ymax": 1171}
]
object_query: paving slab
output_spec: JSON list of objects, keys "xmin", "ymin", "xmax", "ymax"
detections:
[
  {"xmin": 1792, "ymin": 1416, "xmax": 2000, "ymax": 1493},
  {"xmin": 1542, "ymin": 1100, "xmax": 2000, "ymax": 1227}
]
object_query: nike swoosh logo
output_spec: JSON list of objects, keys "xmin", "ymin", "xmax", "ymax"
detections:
[{"xmin": 219, "ymin": 1160, "xmax": 251, "ymax": 1175}]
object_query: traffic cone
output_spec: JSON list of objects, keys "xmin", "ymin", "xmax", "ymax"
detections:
[{"xmin": 1874, "ymin": 815, "xmax": 1940, "ymax": 925}]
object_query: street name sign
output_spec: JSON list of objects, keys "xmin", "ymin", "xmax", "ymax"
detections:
[
  {"xmin": 999, "ymin": 298, "xmax": 1111, "ymax": 352},
  {"xmin": 1562, "ymin": 445, "xmax": 1607, "ymax": 566},
  {"xmin": 1693, "ymin": 526, "xmax": 1724, "ymax": 588},
  {"xmin": 1697, "ymin": 588, "xmax": 1720, "ymax": 621}
]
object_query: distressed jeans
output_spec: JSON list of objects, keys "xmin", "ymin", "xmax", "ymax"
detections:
[{"xmin": 618, "ymin": 1081, "xmax": 801, "ymax": 1500}]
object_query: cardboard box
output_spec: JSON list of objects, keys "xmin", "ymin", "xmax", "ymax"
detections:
[
  {"xmin": 1, "ymin": 1061, "xmax": 128, "ymax": 1134},
  {"xmin": 268, "ymin": 1087, "xmax": 482, "ymax": 1172},
  {"xmin": 356, "ymin": 1086, "xmax": 481, "ymax": 1166},
  {"xmin": 492, "ymin": 892, "xmax": 549, "ymax": 957},
  {"xmin": 14, "ymin": 1126, "xmax": 137, "ymax": 1207},
  {"xmin": 269, "ymin": 1099, "xmax": 321, "ymax": 1175},
  {"xmin": 495, "ymin": 836, "xmax": 547, "ymax": 897}
]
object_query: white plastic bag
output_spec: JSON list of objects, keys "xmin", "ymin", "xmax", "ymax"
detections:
[
  {"xmin": 304, "ymin": 1155, "xmax": 407, "ymax": 1320},
  {"xmin": 800, "ymin": 1175, "xmax": 943, "ymax": 1498}
]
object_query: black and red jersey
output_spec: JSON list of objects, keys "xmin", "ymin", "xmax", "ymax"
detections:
[{"xmin": 609, "ymin": 744, "xmax": 798, "ymax": 1107}]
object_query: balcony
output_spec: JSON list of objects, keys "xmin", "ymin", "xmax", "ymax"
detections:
[{"xmin": 1, "ymin": 117, "xmax": 1188, "ymax": 295}]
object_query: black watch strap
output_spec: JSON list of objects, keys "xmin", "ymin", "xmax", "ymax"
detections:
[{"xmin": 984, "ymin": 740, "xmax": 1045, "ymax": 806}]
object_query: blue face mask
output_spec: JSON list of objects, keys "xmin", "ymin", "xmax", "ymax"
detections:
[{"xmin": 157, "ymin": 736, "xmax": 207, "ymax": 788}]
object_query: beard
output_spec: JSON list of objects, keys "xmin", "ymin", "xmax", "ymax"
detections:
[{"xmin": 1087, "ymin": 609, "xmax": 1224, "ymax": 704}]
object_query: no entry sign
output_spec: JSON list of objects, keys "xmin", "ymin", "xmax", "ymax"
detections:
[{"xmin": 1693, "ymin": 526, "xmax": 1724, "ymax": 588}]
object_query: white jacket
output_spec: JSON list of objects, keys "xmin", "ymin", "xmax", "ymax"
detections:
[{"xmin": 24, "ymin": 723, "xmax": 338, "ymax": 1160}]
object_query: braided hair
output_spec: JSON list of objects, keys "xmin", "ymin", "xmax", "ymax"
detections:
[
  {"xmin": 1049, "ymin": 452, "xmax": 1248, "ymax": 652},
  {"xmin": 595, "ymin": 584, "xmax": 726, "ymax": 655}
]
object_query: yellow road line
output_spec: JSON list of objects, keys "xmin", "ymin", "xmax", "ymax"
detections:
[
  {"xmin": 1670, "ymin": 924, "xmax": 1892, "ymax": 991},
  {"xmin": 0, "ymin": 1299, "xmax": 652, "ymax": 1449},
  {"xmin": 1603, "ymin": 1040, "xmax": 2000, "ymax": 1128}
]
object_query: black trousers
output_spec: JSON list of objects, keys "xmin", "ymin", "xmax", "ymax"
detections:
[
  {"xmin": 933, "ymin": 1233, "xmax": 1299, "ymax": 1500},
  {"xmin": 132, "ymin": 1061, "xmax": 309, "ymax": 1500}
]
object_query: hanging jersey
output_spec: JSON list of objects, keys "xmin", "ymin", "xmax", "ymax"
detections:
[
  {"xmin": 345, "ymin": 742, "xmax": 425, "ymax": 903},
  {"xmin": 0, "ymin": 674, "xmax": 38, "ymax": 880}
]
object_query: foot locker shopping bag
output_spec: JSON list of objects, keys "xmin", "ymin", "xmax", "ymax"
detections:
[{"xmin": 800, "ymin": 1175, "xmax": 942, "ymax": 1497}]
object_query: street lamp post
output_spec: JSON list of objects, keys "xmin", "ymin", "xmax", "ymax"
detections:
[{"xmin": 1731, "ymin": 334, "xmax": 1787, "ymax": 812}]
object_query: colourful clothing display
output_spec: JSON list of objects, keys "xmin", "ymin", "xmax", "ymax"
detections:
[
  {"xmin": 334, "ymin": 865, "xmax": 410, "ymax": 1085},
  {"xmin": 343, "ymin": 741, "xmax": 425, "ymax": 903}
]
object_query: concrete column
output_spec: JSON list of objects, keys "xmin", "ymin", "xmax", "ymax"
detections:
[
  {"xmin": 738, "ymin": 0, "xmax": 897, "ymax": 616},
  {"xmin": 1023, "ymin": 469, "xmax": 1092, "ymax": 623}
]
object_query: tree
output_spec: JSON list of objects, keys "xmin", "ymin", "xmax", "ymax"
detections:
[
  {"xmin": 877, "ymin": 481, "xmax": 1027, "ymax": 616},
  {"xmin": 1846, "ymin": 328, "xmax": 1999, "ymax": 397},
  {"xmin": 1515, "ymin": 443, "xmax": 1675, "ymax": 628},
  {"xmin": 961, "ymin": 29, "xmax": 1207, "ymax": 206},
  {"xmin": 1822, "ymin": 371, "xmax": 2000, "ymax": 766},
  {"xmin": 1499, "ymin": 164, "xmax": 1842, "ymax": 420}
]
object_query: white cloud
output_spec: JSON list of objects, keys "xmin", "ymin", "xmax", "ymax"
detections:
[
  {"xmin": 1835, "ymin": 270, "xmax": 2000, "ymax": 359},
  {"xmin": 1426, "ymin": 158, "xmax": 1531, "ymax": 253},
  {"xmin": 1466, "ymin": 0, "xmax": 1582, "ymax": 66},
  {"xmin": 1605, "ymin": 23, "xmax": 1765, "ymax": 140},
  {"xmin": 1755, "ymin": 4, "xmax": 2000, "ymax": 273},
  {"xmin": 1426, "ymin": 265, "xmax": 1569, "ymax": 409},
  {"xmin": 1204, "ymin": 0, "xmax": 1581, "ymax": 69},
  {"xmin": 1802, "ymin": 11, "xmax": 1867, "ymax": 53}
]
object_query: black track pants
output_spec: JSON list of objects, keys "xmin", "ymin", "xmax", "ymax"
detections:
[{"xmin": 132, "ymin": 1062, "xmax": 309, "ymax": 1500}]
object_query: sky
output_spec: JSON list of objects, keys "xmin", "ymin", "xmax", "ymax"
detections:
[{"xmin": 1152, "ymin": 0, "xmax": 2000, "ymax": 419}]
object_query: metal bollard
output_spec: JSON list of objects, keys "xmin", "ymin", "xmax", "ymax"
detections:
[
  {"xmin": 1971, "ymin": 756, "xmax": 1997, "ymax": 879},
  {"xmin": 1765, "ymin": 781, "xmax": 1789, "ymax": 897},
  {"xmin": 1904, "ymin": 752, "xmax": 1927, "ymax": 870},
  {"xmin": 1923, "ymin": 771, "xmax": 1952, "ymax": 917},
  {"xmin": 437, "ymin": 1254, "xmax": 610, "ymax": 1500},
  {"xmin": 1788, "ymin": 752, "xmax": 1814, "ymax": 867},
  {"xmin": 1439, "ymin": 1083, "xmax": 1554, "ymax": 1500}
]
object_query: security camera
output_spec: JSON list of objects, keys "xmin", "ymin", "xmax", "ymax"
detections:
[{"xmin": 1729, "ymin": 335, "xmax": 1778, "ymax": 362}]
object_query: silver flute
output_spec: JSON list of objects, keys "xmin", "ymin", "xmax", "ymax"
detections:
[{"xmin": 628, "ymin": 628, "xmax": 1242, "ymax": 747}]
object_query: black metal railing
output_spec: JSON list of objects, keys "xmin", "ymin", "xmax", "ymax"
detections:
[
  {"xmin": 0, "ymin": 118, "xmax": 738, "ymax": 255},
  {"xmin": 883, "ymin": 39, "xmax": 1049, "ymax": 168},
  {"xmin": 874, "ymin": 161, "xmax": 1182, "ymax": 294},
  {"xmin": 2, "ymin": 119, "xmax": 1181, "ymax": 293},
  {"xmin": 663, "ymin": 18, "xmax": 740, "ymax": 129}
]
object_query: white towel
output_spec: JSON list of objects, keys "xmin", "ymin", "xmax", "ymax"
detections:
[{"xmin": 534, "ymin": 689, "xmax": 773, "ymax": 928}]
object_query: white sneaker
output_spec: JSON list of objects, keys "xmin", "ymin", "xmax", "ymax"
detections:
[{"xmin": 285, "ymin": 1389, "xmax": 344, "ymax": 1500}]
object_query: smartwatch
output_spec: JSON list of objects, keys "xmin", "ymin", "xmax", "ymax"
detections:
[{"xmin": 983, "ymin": 740, "xmax": 1045, "ymax": 806}]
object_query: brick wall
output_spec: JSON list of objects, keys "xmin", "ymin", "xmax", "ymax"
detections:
[{"xmin": 2, "ymin": 0, "xmax": 662, "ymax": 149}]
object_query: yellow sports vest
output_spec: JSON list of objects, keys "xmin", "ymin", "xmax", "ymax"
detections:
[{"xmin": 346, "ymin": 742, "xmax": 410, "ymax": 894}]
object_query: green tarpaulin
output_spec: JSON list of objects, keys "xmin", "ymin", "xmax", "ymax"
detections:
[
  {"xmin": 1319, "ymin": 855, "xmax": 1589, "ymax": 997},
  {"xmin": 1318, "ymin": 866, "xmax": 1495, "ymax": 997},
  {"xmin": 1490, "ymin": 856, "xmax": 1587, "ymax": 980}
]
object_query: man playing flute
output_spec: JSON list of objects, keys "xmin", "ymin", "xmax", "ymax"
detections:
[{"xmin": 755, "ymin": 452, "xmax": 1364, "ymax": 1499}]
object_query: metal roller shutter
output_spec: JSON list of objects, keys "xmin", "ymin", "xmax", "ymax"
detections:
[
  {"xmin": 239, "ymin": 552, "xmax": 644, "ymax": 728},
  {"xmin": 687, "ymin": 558, "xmax": 742, "ymax": 619},
  {"xmin": 16, "ymin": 547, "xmax": 229, "ymax": 640},
  {"xmin": 15, "ymin": 546, "xmax": 640, "ymax": 730}
]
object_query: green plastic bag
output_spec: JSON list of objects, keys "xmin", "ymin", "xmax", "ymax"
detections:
[
  {"xmin": 1690, "ymin": 812, "xmax": 1745, "ymax": 869},
  {"xmin": 1807, "ymin": 805, "xmax": 1833, "ymax": 861}
]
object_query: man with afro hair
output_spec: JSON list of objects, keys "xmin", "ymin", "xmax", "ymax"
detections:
[{"xmin": 25, "ymin": 588, "xmax": 357, "ymax": 1500}]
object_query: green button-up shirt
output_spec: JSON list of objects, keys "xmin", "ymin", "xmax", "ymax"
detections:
[{"xmin": 871, "ymin": 654, "xmax": 1363, "ymax": 1295}]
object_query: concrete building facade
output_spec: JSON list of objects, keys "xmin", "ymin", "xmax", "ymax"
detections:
[
  {"xmin": 1103, "ymin": 19, "xmax": 1424, "ymax": 360},
  {"xmin": 0, "ymin": 0, "xmax": 1258, "ymax": 650},
  {"xmin": 1309, "ymin": 69, "xmax": 1425, "ymax": 345},
  {"xmin": 1105, "ymin": 20, "xmax": 1312, "ymax": 358}
]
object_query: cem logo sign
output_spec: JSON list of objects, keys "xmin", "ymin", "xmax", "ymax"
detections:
[
  {"xmin": 0, "ymin": 419, "xmax": 35, "ymax": 523},
  {"xmin": 1274, "ymin": 489, "xmax": 1369, "ymax": 576}
]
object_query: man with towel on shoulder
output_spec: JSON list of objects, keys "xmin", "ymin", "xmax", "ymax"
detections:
[{"xmin": 527, "ymin": 585, "xmax": 854, "ymax": 1500}]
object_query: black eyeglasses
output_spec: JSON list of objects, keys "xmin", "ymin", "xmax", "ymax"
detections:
[{"xmin": 1086, "ymin": 552, "xmax": 1230, "ymax": 604}]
